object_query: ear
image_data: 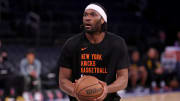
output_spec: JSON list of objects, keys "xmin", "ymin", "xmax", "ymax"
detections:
[{"xmin": 101, "ymin": 18, "xmax": 105, "ymax": 24}]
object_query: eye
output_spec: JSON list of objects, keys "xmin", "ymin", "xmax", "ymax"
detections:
[
  {"xmin": 83, "ymin": 13, "xmax": 87, "ymax": 17},
  {"xmin": 90, "ymin": 12, "xmax": 97, "ymax": 17}
]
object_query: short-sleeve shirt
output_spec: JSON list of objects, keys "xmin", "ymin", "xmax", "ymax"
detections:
[
  {"xmin": 130, "ymin": 60, "xmax": 143, "ymax": 70},
  {"xmin": 58, "ymin": 32, "xmax": 130, "ymax": 101},
  {"xmin": 143, "ymin": 58, "xmax": 160, "ymax": 72}
]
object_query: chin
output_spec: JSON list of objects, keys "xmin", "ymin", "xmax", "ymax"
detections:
[{"xmin": 84, "ymin": 29, "xmax": 96, "ymax": 34}]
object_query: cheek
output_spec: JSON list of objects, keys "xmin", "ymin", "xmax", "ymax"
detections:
[
  {"xmin": 82, "ymin": 18, "xmax": 85, "ymax": 23},
  {"xmin": 93, "ymin": 19, "xmax": 101, "ymax": 25}
]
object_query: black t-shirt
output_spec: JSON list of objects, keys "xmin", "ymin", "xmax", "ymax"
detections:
[
  {"xmin": 143, "ymin": 58, "xmax": 160, "ymax": 72},
  {"xmin": 130, "ymin": 60, "xmax": 143, "ymax": 69},
  {"xmin": 58, "ymin": 32, "xmax": 130, "ymax": 101}
]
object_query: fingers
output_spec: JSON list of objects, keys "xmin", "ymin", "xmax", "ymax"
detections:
[
  {"xmin": 96, "ymin": 90, "xmax": 107, "ymax": 101},
  {"xmin": 94, "ymin": 80, "xmax": 108, "ymax": 101},
  {"xmin": 73, "ymin": 80, "xmax": 81, "ymax": 101},
  {"xmin": 98, "ymin": 80, "xmax": 107, "ymax": 87},
  {"xmin": 98, "ymin": 80, "xmax": 108, "ymax": 94}
]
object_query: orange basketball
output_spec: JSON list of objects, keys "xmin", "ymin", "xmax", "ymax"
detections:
[{"xmin": 75, "ymin": 75, "xmax": 104, "ymax": 101}]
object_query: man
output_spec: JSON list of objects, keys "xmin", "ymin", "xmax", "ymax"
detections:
[
  {"xmin": 59, "ymin": 3, "xmax": 129, "ymax": 101},
  {"xmin": 143, "ymin": 48, "xmax": 164, "ymax": 90},
  {"xmin": 129, "ymin": 50, "xmax": 147, "ymax": 90},
  {"xmin": 20, "ymin": 49, "xmax": 41, "ymax": 91}
]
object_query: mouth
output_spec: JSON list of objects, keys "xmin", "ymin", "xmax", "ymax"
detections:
[{"xmin": 84, "ymin": 23, "xmax": 92, "ymax": 28}]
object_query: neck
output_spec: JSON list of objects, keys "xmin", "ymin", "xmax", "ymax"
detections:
[{"xmin": 85, "ymin": 32, "xmax": 105, "ymax": 44}]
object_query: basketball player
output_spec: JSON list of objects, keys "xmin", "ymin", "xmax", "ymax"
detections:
[{"xmin": 59, "ymin": 3, "xmax": 129, "ymax": 101}]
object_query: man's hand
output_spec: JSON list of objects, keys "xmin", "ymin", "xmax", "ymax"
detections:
[
  {"xmin": 73, "ymin": 80, "xmax": 81, "ymax": 101},
  {"xmin": 72, "ymin": 76, "xmax": 108, "ymax": 101},
  {"xmin": 93, "ymin": 80, "xmax": 108, "ymax": 101},
  {"xmin": 30, "ymin": 71, "xmax": 37, "ymax": 78},
  {"xmin": 155, "ymin": 67, "xmax": 163, "ymax": 75}
]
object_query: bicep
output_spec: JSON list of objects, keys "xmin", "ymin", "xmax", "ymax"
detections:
[
  {"xmin": 116, "ymin": 68, "xmax": 128, "ymax": 79},
  {"xmin": 20, "ymin": 61, "xmax": 26, "ymax": 72},
  {"xmin": 114, "ymin": 40, "xmax": 130, "ymax": 69},
  {"xmin": 58, "ymin": 41, "xmax": 73, "ymax": 69}
]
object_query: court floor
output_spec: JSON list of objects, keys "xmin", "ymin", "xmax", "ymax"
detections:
[{"xmin": 121, "ymin": 92, "xmax": 180, "ymax": 101}]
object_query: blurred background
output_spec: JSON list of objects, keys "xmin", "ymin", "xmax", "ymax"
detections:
[{"xmin": 0, "ymin": 0, "xmax": 180, "ymax": 101}]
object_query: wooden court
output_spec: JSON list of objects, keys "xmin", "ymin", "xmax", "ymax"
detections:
[{"xmin": 121, "ymin": 92, "xmax": 180, "ymax": 101}]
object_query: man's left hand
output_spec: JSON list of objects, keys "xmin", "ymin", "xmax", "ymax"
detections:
[{"xmin": 93, "ymin": 80, "xmax": 108, "ymax": 101}]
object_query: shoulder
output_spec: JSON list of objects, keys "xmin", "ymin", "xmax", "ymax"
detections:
[
  {"xmin": 35, "ymin": 59, "xmax": 41, "ymax": 64},
  {"xmin": 63, "ymin": 33, "xmax": 83, "ymax": 48},
  {"xmin": 20, "ymin": 58, "xmax": 27, "ymax": 64},
  {"xmin": 106, "ymin": 32, "xmax": 127, "ymax": 47}
]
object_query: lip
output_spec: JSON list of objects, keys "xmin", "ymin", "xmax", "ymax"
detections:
[
  {"xmin": 85, "ymin": 25, "xmax": 91, "ymax": 27},
  {"xmin": 84, "ymin": 24, "xmax": 92, "ymax": 28}
]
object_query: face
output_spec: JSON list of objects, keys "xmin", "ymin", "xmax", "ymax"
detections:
[
  {"xmin": 147, "ymin": 48, "xmax": 157, "ymax": 59},
  {"xmin": 132, "ymin": 51, "xmax": 140, "ymax": 62},
  {"xmin": 1, "ymin": 51, "xmax": 8, "ymax": 57},
  {"xmin": 83, "ymin": 9, "xmax": 104, "ymax": 34},
  {"xmin": 26, "ymin": 53, "xmax": 35, "ymax": 64}
]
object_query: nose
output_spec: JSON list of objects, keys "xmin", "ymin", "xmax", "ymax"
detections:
[{"xmin": 84, "ymin": 15, "xmax": 91, "ymax": 22}]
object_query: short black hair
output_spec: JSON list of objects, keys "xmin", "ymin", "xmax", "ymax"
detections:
[{"xmin": 26, "ymin": 48, "xmax": 36, "ymax": 55}]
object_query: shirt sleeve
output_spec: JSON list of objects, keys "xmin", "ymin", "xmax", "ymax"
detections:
[
  {"xmin": 20, "ymin": 59, "xmax": 28, "ymax": 76},
  {"xmin": 35, "ymin": 59, "xmax": 41, "ymax": 77},
  {"xmin": 113, "ymin": 39, "xmax": 130, "ymax": 70},
  {"xmin": 58, "ymin": 39, "xmax": 73, "ymax": 69}
]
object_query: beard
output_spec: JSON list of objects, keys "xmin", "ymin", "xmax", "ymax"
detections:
[
  {"xmin": 84, "ymin": 26, "xmax": 96, "ymax": 34},
  {"xmin": 83, "ymin": 20, "xmax": 101, "ymax": 34}
]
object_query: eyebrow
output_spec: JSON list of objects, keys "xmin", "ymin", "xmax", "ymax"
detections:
[{"xmin": 84, "ymin": 10, "xmax": 98, "ymax": 15}]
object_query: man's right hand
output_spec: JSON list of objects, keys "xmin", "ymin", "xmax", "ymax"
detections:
[
  {"xmin": 72, "ymin": 81, "xmax": 82, "ymax": 101},
  {"xmin": 30, "ymin": 71, "xmax": 37, "ymax": 78}
]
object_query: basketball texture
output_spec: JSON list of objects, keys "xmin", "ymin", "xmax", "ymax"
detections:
[{"xmin": 75, "ymin": 75, "xmax": 104, "ymax": 101}]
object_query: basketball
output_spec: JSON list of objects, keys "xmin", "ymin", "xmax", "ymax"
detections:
[{"xmin": 75, "ymin": 75, "xmax": 104, "ymax": 100}]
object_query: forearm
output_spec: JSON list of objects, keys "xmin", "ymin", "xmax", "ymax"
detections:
[
  {"xmin": 107, "ymin": 77, "xmax": 128, "ymax": 93},
  {"xmin": 59, "ymin": 78, "xmax": 75, "ymax": 97},
  {"xmin": 20, "ymin": 62, "xmax": 28, "ymax": 76},
  {"xmin": 21, "ymin": 68, "xmax": 28, "ymax": 76},
  {"xmin": 36, "ymin": 61, "xmax": 41, "ymax": 77},
  {"xmin": 36, "ymin": 67, "xmax": 41, "ymax": 77},
  {"xmin": 107, "ymin": 69, "xmax": 128, "ymax": 93}
]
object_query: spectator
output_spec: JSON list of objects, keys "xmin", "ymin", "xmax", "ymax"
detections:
[
  {"xmin": 143, "ymin": 48, "xmax": 164, "ymax": 91},
  {"xmin": 1, "ymin": 49, "xmax": 10, "ymax": 63},
  {"xmin": 0, "ymin": 55, "xmax": 16, "ymax": 96},
  {"xmin": 20, "ymin": 49, "xmax": 41, "ymax": 91},
  {"xmin": 0, "ymin": 52, "xmax": 14, "ymax": 74},
  {"xmin": 0, "ymin": 49, "xmax": 18, "ymax": 74},
  {"xmin": 0, "ymin": 44, "xmax": 23, "ymax": 96},
  {"xmin": 129, "ymin": 50, "xmax": 147, "ymax": 89},
  {"xmin": 161, "ymin": 51, "xmax": 179, "ymax": 90}
]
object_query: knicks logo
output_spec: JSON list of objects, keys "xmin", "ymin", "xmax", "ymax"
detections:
[{"xmin": 81, "ymin": 47, "xmax": 87, "ymax": 51}]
